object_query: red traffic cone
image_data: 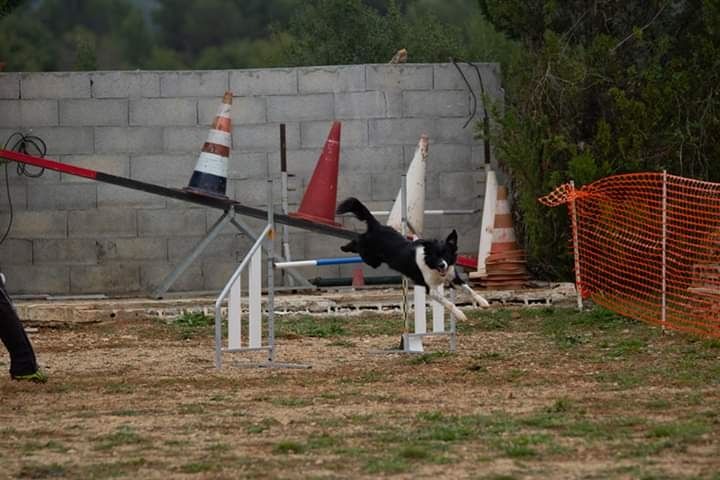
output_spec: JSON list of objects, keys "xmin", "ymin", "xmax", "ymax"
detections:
[
  {"xmin": 185, "ymin": 91, "xmax": 232, "ymax": 198},
  {"xmin": 290, "ymin": 121, "xmax": 341, "ymax": 226},
  {"xmin": 351, "ymin": 266, "xmax": 365, "ymax": 288}
]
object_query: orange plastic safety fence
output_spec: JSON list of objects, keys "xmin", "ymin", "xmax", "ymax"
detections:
[{"xmin": 540, "ymin": 172, "xmax": 720, "ymax": 339}]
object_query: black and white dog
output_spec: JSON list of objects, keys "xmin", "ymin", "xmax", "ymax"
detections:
[{"xmin": 336, "ymin": 197, "xmax": 489, "ymax": 321}]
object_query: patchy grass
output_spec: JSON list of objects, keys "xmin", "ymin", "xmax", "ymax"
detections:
[{"xmin": 4, "ymin": 305, "xmax": 720, "ymax": 479}]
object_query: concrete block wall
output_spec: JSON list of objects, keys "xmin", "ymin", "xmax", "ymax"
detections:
[{"xmin": 0, "ymin": 63, "xmax": 502, "ymax": 295}]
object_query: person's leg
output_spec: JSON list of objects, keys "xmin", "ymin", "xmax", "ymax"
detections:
[{"xmin": 0, "ymin": 275, "xmax": 44, "ymax": 381}]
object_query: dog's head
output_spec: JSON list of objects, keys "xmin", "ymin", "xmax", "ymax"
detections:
[{"xmin": 421, "ymin": 230, "xmax": 458, "ymax": 276}]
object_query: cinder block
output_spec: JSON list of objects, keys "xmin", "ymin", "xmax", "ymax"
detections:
[
  {"xmin": 198, "ymin": 96, "xmax": 266, "ymax": 125},
  {"xmin": 304, "ymin": 233, "xmax": 346, "ymax": 259},
  {"xmin": 15, "ymin": 127, "xmax": 94, "ymax": 155},
  {"xmin": 95, "ymin": 237, "xmax": 167, "ymax": 262},
  {"xmin": 231, "ymin": 178, "xmax": 279, "ymax": 206},
  {"xmin": 267, "ymin": 94, "xmax": 333, "ymax": 122},
  {"xmin": 0, "ymin": 239, "xmax": 32, "ymax": 265},
  {"xmin": 334, "ymin": 91, "xmax": 386, "ymax": 119},
  {"xmin": 130, "ymin": 98, "xmax": 196, "ymax": 126},
  {"xmin": 59, "ymin": 154, "xmax": 130, "ymax": 182},
  {"xmin": 94, "ymin": 127, "xmax": 164, "ymax": 154},
  {"xmin": 21, "ymin": 72, "xmax": 91, "ymax": 99},
  {"xmin": 59, "ymin": 99, "xmax": 128, "ymax": 126},
  {"xmin": 369, "ymin": 118, "xmax": 474, "ymax": 145},
  {"xmin": 168, "ymin": 234, "xmax": 250, "ymax": 262},
  {"xmin": 160, "ymin": 71, "xmax": 229, "ymax": 97},
  {"xmin": 403, "ymin": 90, "xmax": 470, "ymax": 118},
  {"xmin": 70, "ymin": 263, "xmax": 141, "ymax": 294},
  {"xmin": 427, "ymin": 171, "xmax": 483, "ymax": 204},
  {"xmin": 433, "ymin": 63, "xmax": 503, "ymax": 101},
  {"xmin": 0, "ymin": 183, "xmax": 27, "ymax": 210},
  {"xmin": 2, "ymin": 265, "xmax": 70, "ymax": 295},
  {"xmin": 137, "ymin": 208, "xmax": 207, "ymax": 236},
  {"xmin": 338, "ymin": 173, "xmax": 371, "ymax": 200},
  {"xmin": 342, "ymin": 146, "xmax": 403, "ymax": 172},
  {"xmin": 0, "ymin": 100, "xmax": 58, "ymax": 127},
  {"xmin": 0, "ymin": 210, "xmax": 67, "ymax": 239},
  {"xmin": 163, "ymin": 127, "xmax": 208, "ymax": 153},
  {"xmin": 91, "ymin": 71, "xmax": 160, "ymax": 98},
  {"xmin": 386, "ymin": 90, "xmax": 402, "ymax": 118},
  {"xmin": 230, "ymin": 68, "xmax": 297, "ymax": 96},
  {"xmin": 0, "ymin": 74, "xmax": 20, "ymax": 99},
  {"xmin": 68, "ymin": 208, "xmax": 137, "ymax": 238},
  {"xmin": 267, "ymin": 148, "xmax": 318, "ymax": 178},
  {"xmin": 298, "ymin": 65, "xmax": 365, "ymax": 93},
  {"xmin": 366, "ymin": 64, "xmax": 433, "ymax": 90},
  {"xmin": 233, "ymin": 123, "xmax": 300, "ymax": 152},
  {"xmin": 130, "ymin": 154, "xmax": 196, "ymax": 185},
  {"xmin": 33, "ymin": 238, "xmax": 97, "ymax": 264},
  {"xmin": 472, "ymin": 145, "xmax": 493, "ymax": 167},
  {"xmin": 141, "ymin": 262, "xmax": 203, "ymax": 293},
  {"xmin": 301, "ymin": 120, "xmax": 367, "ymax": 148},
  {"xmin": 371, "ymin": 171, "xmax": 406, "ymax": 201},
  {"xmin": 97, "ymin": 184, "xmax": 167, "ymax": 208},
  {"xmin": 28, "ymin": 183, "xmax": 97, "ymax": 210},
  {"xmin": 406, "ymin": 143, "xmax": 472, "ymax": 173},
  {"xmin": 228, "ymin": 152, "xmax": 268, "ymax": 180},
  {"xmin": 201, "ymin": 259, "xmax": 238, "ymax": 291}
]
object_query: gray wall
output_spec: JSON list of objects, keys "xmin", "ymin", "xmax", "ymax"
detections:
[{"xmin": 0, "ymin": 63, "xmax": 502, "ymax": 295}]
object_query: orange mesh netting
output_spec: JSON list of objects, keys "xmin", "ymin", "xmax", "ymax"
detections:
[{"xmin": 540, "ymin": 172, "xmax": 720, "ymax": 338}]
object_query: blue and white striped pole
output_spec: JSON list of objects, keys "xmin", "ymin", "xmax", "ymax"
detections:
[{"xmin": 274, "ymin": 256, "xmax": 363, "ymax": 269}]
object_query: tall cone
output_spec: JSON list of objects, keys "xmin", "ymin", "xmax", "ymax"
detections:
[
  {"xmin": 472, "ymin": 185, "xmax": 529, "ymax": 289},
  {"xmin": 185, "ymin": 91, "xmax": 232, "ymax": 198},
  {"xmin": 387, "ymin": 134, "xmax": 428, "ymax": 235},
  {"xmin": 290, "ymin": 121, "xmax": 341, "ymax": 226}
]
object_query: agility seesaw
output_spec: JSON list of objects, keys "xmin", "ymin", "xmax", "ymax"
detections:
[{"xmin": 0, "ymin": 148, "xmax": 358, "ymax": 297}]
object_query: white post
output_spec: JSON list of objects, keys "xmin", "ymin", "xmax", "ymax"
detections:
[
  {"xmin": 661, "ymin": 170, "xmax": 667, "ymax": 331},
  {"xmin": 248, "ymin": 247, "xmax": 262, "ymax": 348},
  {"xmin": 228, "ymin": 275, "xmax": 242, "ymax": 349},
  {"xmin": 432, "ymin": 286, "xmax": 445, "ymax": 332},
  {"xmin": 414, "ymin": 286, "xmax": 427, "ymax": 334},
  {"xmin": 401, "ymin": 174, "xmax": 409, "ymax": 336},
  {"xmin": 569, "ymin": 181, "xmax": 583, "ymax": 311}
]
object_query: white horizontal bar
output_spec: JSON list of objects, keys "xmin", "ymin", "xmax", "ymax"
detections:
[{"xmin": 370, "ymin": 209, "xmax": 477, "ymax": 216}]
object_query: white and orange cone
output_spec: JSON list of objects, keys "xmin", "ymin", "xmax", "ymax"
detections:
[
  {"xmin": 473, "ymin": 185, "xmax": 529, "ymax": 289},
  {"xmin": 185, "ymin": 91, "xmax": 232, "ymax": 198}
]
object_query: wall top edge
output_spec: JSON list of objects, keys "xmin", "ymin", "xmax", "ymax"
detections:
[{"xmin": 0, "ymin": 62, "xmax": 500, "ymax": 76}]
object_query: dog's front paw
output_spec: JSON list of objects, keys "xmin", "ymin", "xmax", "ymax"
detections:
[
  {"xmin": 452, "ymin": 307, "xmax": 467, "ymax": 322},
  {"xmin": 472, "ymin": 293, "xmax": 490, "ymax": 308}
]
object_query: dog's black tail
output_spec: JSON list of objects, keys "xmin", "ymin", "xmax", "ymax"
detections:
[{"xmin": 336, "ymin": 197, "xmax": 379, "ymax": 227}]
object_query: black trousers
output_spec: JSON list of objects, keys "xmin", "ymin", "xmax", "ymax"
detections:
[{"xmin": 0, "ymin": 282, "xmax": 38, "ymax": 377}]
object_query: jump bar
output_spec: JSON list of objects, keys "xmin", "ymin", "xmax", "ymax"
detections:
[{"xmin": 0, "ymin": 149, "xmax": 357, "ymax": 241}]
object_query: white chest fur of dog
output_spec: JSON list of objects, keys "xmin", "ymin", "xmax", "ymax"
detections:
[{"xmin": 415, "ymin": 245, "xmax": 449, "ymax": 288}]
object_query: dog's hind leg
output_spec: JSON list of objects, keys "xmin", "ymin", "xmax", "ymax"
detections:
[{"xmin": 428, "ymin": 287, "xmax": 467, "ymax": 322}]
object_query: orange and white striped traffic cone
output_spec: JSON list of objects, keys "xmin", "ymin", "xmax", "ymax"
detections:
[
  {"xmin": 473, "ymin": 185, "xmax": 529, "ymax": 289},
  {"xmin": 185, "ymin": 91, "xmax": 233, "ymax": 198}
]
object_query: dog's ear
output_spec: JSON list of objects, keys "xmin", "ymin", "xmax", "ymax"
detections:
[{"xmin": 446, "ymin": 229, "xmax": 458, "ymax": 248}]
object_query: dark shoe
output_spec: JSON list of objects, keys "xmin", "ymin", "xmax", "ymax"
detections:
[{"xmin": 12, "ymin": 369, "xmax": 48, "ymax": 383}]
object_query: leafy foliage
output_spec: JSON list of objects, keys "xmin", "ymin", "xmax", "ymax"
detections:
[
  {"xmin": 0, "ymin": 0, "xmax": 505, "ymax": 70},
  {"xmin": 478, "ymin": 0, "xmax": 720, "ymax": 279}
]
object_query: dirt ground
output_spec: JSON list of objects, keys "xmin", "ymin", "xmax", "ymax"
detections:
[{"xmin": 1, "ymin": 304, "xmax": 719, "ymax": 479}]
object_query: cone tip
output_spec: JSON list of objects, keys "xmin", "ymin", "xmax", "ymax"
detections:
[{"xmin": 419, "ymin": 133, "xmax": 429, "ymax": 153}]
